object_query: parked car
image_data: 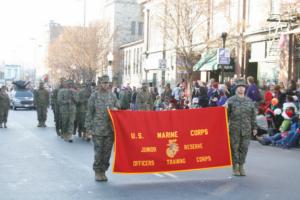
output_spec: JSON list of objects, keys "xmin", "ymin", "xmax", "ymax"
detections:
[{"xmin": 10, "ymin": 89, "xmax": 35, "ymax": 110}]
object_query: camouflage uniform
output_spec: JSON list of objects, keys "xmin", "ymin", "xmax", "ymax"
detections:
[
  {"xmin": 227, "ymin": 79, "xmax": 257, "ymax": 176},
  {"xmin": 136, "ymin": 83, "xmax": 153, "ymax": 110},
  {"xmin": 34, "ymin": 83, "xmax": 50, "ymax": 127},
  {"xmin": 75, "ymin": 84, "xmax": 91, "ymax": 139},
  {"xmin": 119, "ymin": 87, "xmax": 132, "ymax": 110},
  {"xmin": 0, "ymin": 87, "xmax": 10, "ymax": 128},
  {"xmin": 57, "ymin": 80, "xmax": 76, "ymax": 142},
  {"xmin": 85, "ymin": 75, "xmax": 119, "ymax": 181},
  {"xmin": 51, "ymin": 83, "xmax": 64, "ymax": 135}
]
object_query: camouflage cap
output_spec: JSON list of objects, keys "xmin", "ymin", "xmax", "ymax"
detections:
[
  {"xmin": 64, "ymin": 79, "xmax": 74, "ymax": 85},
  {"xmin": 235, "ymin": 79, "xmax": 247, "ymax": 87},
  {"xmin": 98, "ymin": 75, "xmax": 111, "ymax": 83}
]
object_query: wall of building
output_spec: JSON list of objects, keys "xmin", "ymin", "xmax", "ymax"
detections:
[
  {"xmin": 134, "ymin": 0, "xmax": 300, "ymax": 87},
  {"xmin": 4, "ymin": 65, "xmax": 21, "ymax": 81},
  {"xmin": 122, "ymin": 41, "xmax": 144, "ymax": 87},
  {"xmin": 0, "ymin": 64, "xmax": 4, "ymax": 86},
  {"xmin": 104, "ymin": 0, "xmax": 144, "ymax": 86}
]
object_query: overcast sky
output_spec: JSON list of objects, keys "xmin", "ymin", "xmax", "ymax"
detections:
[{"xmin": 0, "ymin": 0, "xmax": 103, "ymax": 74}]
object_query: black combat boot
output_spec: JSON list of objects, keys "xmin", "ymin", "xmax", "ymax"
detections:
[
  {"xmin": 4, "ymin": 123, "xmax": 7, "ymax": 128},
  {"xmin": 0, "ymin": 123, "xmax": 3, "ymax": 128}
]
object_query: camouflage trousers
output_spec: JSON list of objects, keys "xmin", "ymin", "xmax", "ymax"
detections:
[
  {"xmin": 74, "ymin": 111, "xmax": 87, "ymax": 134},
  {"xmin": 36, "ymin": 105, "xmax": 48, "ymax": 123},
  {"xmin": 230, "ymin": 132, "xmax": 251, "ymax": 165},
  {"xmin": 0, "ymin": 109, "xmax": 9, "ymax": 123},
  {"xmin": 53, "ymin": 104, "xmax": 61, "ymax": 135},
  {"xmin": 92, "ymin": 135, "xmax": 114, "ymax": 172},
  {"xmin": 60, "ymin": 112, "xmax": 75, "ymax": 139}
]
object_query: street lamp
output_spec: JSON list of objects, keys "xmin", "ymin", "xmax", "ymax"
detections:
[
  {"xmin": 144, "ymin": 68, "xmax": 149, "ymax": 83},
  {"xmin": 71, "ymin": 64, "xmax": 77, "ymax": 81},
  {"xmin": 107, "ymin": 52, "xmax": 114, "ymax": 81},
  {"xmin": 220, "ymin": 32, "xmax": 228, "ymax": 84}
]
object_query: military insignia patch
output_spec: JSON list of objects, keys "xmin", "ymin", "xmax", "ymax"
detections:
[{"xmin": 166, "ymin": 139, "xmax": 179, "ymax": 158}]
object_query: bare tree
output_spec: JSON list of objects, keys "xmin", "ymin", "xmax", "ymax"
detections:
[
  {"xmin": 47, "ymin": 21, "xmax": 112, "ymax": 84},
  {"xmin": 154, "ymin": 0, "xmax": 236, "ymax": 84}
]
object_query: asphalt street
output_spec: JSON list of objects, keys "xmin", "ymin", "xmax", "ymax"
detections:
[{"xmin": 0, "ymin": 109, "xmax": 300, "ymax": 200}]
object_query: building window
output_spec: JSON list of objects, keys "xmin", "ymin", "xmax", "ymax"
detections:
[
  {"xmin": 135, "ymin": 48, "xmax": 139, "ymax": 74},
  {"xmin": 271, "ymin": 0, "xmax": 280, "ymax": 14},
  {"xmin": 137, "ymin": 48, "xmax": 140, "ymax": 74},
  {"xmin": 138, "ymin": 22, "xmax": 144, "ymax": 36},
  {"xmin": 8, "ymin": 69, "xmax": 11, "ymax": 79},
  {"xmin": 131, "ymin": 21, "xmax": 136, "ymax": 35},
  {"xmin": 133, "ymin": 48, "xmax": 136, "ymax": 74},
  {"xmin": 153, "ymin": 73, "xmax": 157, "ymax": 87},
  {"xmin": 128, "ymin": 50, "xmax": 131, "ymax": 75},
  {"xmin": 124, "ymin": 51, "xmax": 127, "ymax": 75},
  {"xmin": 140, "ymin": 47, "xmax": 143, "ymax": 73}
]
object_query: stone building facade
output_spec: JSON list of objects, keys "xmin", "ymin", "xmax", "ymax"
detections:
[{"xmin": 104, "ymin": 0, "xmax": 144, "ymax": 85}]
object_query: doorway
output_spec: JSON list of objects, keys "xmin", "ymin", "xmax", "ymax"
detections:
[{"xmin": 247, "ymin": 62, "xmax": 258, "ymax": 81}]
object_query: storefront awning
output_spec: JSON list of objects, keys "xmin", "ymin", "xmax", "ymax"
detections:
[{"xmin": 193, "ymin": 51, "xmax": 218, "ymax": 71}]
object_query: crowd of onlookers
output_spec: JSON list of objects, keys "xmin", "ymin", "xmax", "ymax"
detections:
[
  {"xmin": 254, "ymin": 79, "xmax": 300, "ymax": 149},
  {"xmin": 113, "ymin": 76, "xmax": 300, "ymax": 149}
]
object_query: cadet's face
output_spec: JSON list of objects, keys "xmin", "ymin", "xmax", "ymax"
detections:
[
  {"xmin": 100, "ymin": 82, "xmax": 110, "ymax": 91},
  {"xmin": 236, "ymin": 86, "xmax": 246, "ymax": 95}
]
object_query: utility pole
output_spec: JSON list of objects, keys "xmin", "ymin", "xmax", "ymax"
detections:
[
  {"xmin": 82, "ymin": 0, "xmax": 86, "ymax": 81},
  {"xmin": 221, "ymin": 32, "xmax": 227, "ymax": 84}
]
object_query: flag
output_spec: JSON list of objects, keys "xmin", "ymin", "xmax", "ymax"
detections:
[{"xmin": 109, "ymin": 107, "xmax": 232, "ymax": 174}]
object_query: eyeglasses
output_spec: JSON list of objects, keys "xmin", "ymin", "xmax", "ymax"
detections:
[{"xmin": 101, "ymin": 82, "xmax": 109, "ymax": 84}]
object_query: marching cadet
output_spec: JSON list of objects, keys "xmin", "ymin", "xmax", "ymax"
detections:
[
  {"xmin": 34, "ymin": 82, "xmax": 50, "ymax": 127},
  {"xmin": 136, "ymin": 81, "xmax": 153, "ymax": 110},
  {"xmin": 85, "ymin": 75, "xmax": 119, "ymax": 181},
  {"xmin": 73, "ymin": 83, "xmax": 80, "ymax": 137},
  {"xmin": 57, "ymin": 80, "xmax": 76, "ymax": 142},
  {"xmin": 0, "ymin": 86, "xmax": 10, "ymax": 128},
  {"xmin": 119, "ymin": 84, "xmax": 132, "ymax": 110},
  {"xmin": 75, "ymin": 82, "xmax": 92, "ymax": 141},
  {"xmin": 51, "ymin": 78, "xmax": 65, "ymax": 136},
  {"xmin": 226, "ymin": 79, "xmax": 257, "ymax": 176}
]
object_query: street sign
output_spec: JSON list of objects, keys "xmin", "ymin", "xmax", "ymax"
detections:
[
  {"xmin": 159, "ymin": 59, "xmax": 166, "ymax": 68},
  {"xmin": 217, "ymin": 48, "xmax": 230, "ymax": 65}
]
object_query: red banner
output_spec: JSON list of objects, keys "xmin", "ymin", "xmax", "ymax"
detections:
[{"xmin": 109, "ymin": 107, "xmax": 232, "ymax": 174}]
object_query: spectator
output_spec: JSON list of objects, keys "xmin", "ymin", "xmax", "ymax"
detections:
[
  {"xmin": 283, "ymin": 95, "xmax": 298, "ymax": 113},
  {"xmin": 161, "ymin": 83, "xmax": 173, "ymax": 104},
  {"xmin": 217, "ymin": 89, "xmax": 228, "ymax": 106},
  {"xmin": 246, "ymin": 76, "xmax": 262, "ymax": 103},
  {"xmin": 209, "ymin": 82, "xmax": 220, "ymax": 107},
  {"xmin": 274, "ymin": 85, "xmax": 286, "ymax": 108},
  {"xmin": 257, "ymin": 107, "xmax": 295, "ymax": 145},
  {"xmin": 198, "ymin": 81, "xmax": 209, "ymax": 108},
  {"xmin": 255, "ymin": 107, "xmax": 268, "ymax": 139},
  {"xmin": 172, "ymin": 83, "xmax": 183, "ymax": 109},
  {"xmin": 154, "ymin": 95, "xmax": 163, "ymax": 111},
  {"xmin": 229, "ymin": 77, "xmax": 237, "ymax": 97},
  {"xmin": 191, "ymin": 81, "xmax": 201, "ymax": 108},
  {"xmin": 286, "ymin": 80, "xmax": 297, "ymax": 96}
]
